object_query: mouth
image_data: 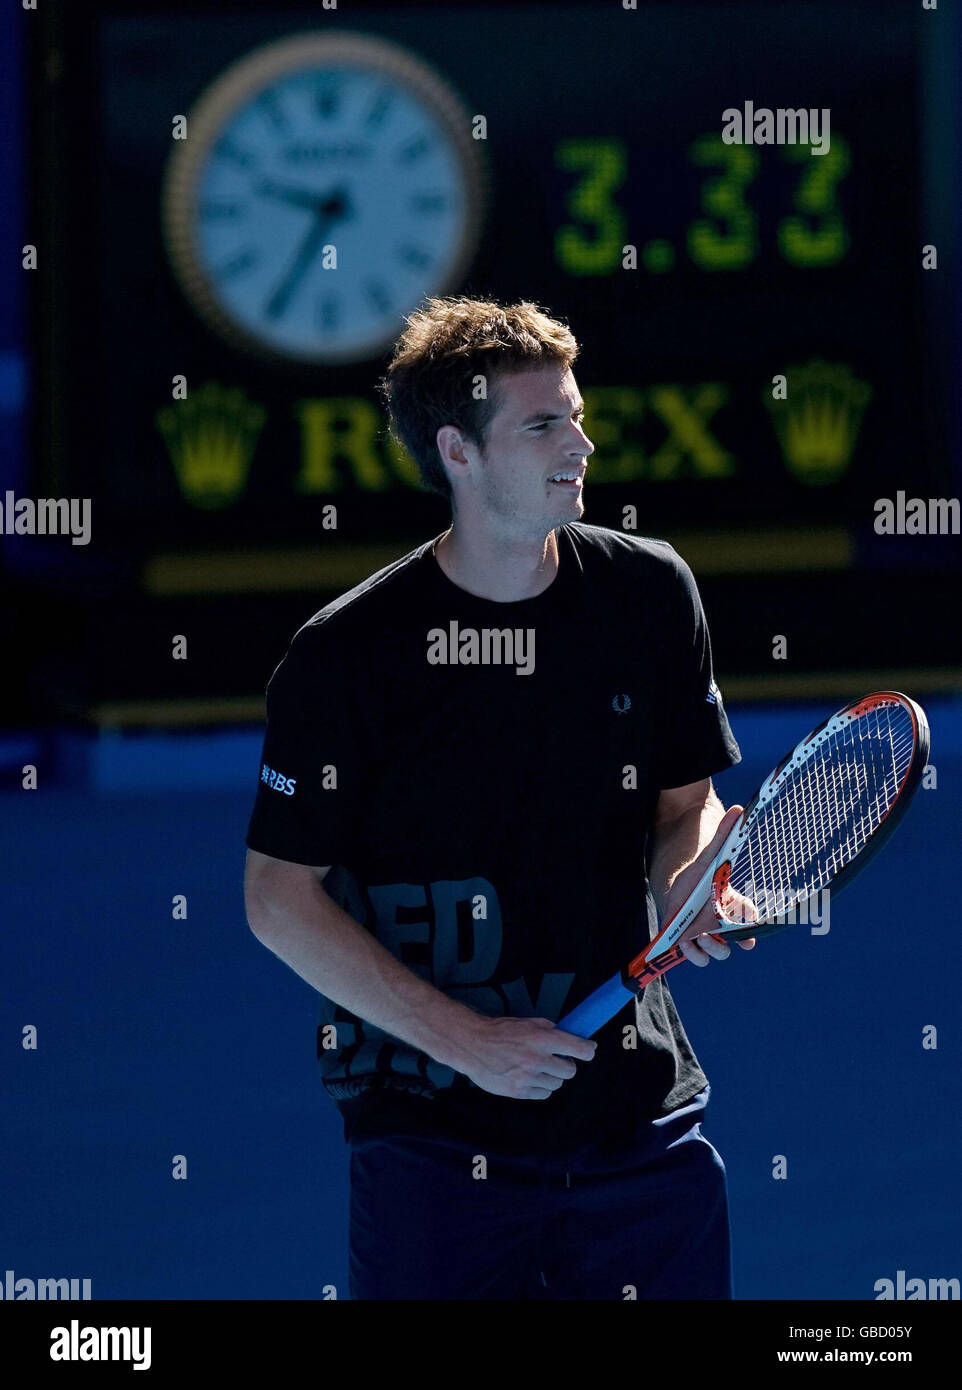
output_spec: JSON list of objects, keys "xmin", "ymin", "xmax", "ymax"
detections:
[{"xmin": 547, "ymin": 471, "xmax": 584, "ymax": 488}]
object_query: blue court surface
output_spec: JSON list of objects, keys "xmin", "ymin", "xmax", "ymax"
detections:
[{"xmin": 2, "ymin": 698, "xmax": 959, "ymax": 1300}]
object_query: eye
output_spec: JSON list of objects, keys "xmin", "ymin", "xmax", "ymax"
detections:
[{"xmin": 530, "ymin": 412, "xmax": 585, "ymax": 432}]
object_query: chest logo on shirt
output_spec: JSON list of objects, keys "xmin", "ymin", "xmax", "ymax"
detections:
[{"xmin": 612, "ymin": 693, "xmax": 632, "ymax": 714}]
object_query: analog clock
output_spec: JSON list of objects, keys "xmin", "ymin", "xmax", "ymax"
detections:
[{"xmin": 161, "ymin": 31, "xmax": 488, "ymax": 365}]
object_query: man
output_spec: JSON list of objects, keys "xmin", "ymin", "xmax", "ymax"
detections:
[{"xmin": 244, "ymin": 296, "xmax": 754, "ymax": 1300}]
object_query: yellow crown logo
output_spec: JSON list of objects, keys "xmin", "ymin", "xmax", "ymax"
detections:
[
  {"xmin": 156, "ymin": 382, "xmax": 267, "ymax": 509},
  {"xmin": 764, "ymin": 360, "xmax": 872, "ymax": 485}
]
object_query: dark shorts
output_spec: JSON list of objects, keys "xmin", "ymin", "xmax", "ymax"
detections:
[{"xmin": 348, "ymin": 1086, "xmax": 732, "ymax": 1300}]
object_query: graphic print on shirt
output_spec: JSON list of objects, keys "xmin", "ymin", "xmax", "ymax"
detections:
[{"xmin": 315, "ymin": 865, "xmax": 575, "ymax": 1096}]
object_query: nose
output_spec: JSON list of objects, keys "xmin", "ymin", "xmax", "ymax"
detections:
[{"xmin": 570, "ymin": 419, "xmax": 594, "ymax": 458}]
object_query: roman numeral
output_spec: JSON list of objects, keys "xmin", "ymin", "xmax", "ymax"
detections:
[
  {"xmin": 215, "ymin": 247, "xmax": 259, "ymax": 279},
  {"xmin": 397, "ymin": 133, "xmax": 433, "ymax": 163}
]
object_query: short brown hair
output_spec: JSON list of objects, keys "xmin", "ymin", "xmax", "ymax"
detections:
[{"xmin": 376, "ymin": 295, "xmax": 579, "ymax": 501}]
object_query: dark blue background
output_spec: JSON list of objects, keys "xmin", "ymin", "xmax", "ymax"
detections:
[{"xmin": 2, "ymin": 701, "xmax": 957, "ymax": 1300}]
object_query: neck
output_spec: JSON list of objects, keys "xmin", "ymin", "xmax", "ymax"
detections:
[{"xmin": 434, "ymin": 524, "xmax": 561, "ymax": 602}]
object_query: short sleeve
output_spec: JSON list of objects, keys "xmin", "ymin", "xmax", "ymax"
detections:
[
  {"xmin": 245, "ymin": 626, "xmax": 364, "ymax": 867},
  {"xmin": 655, "ymin": 548, "xmax": 741, "ymax": 789}
]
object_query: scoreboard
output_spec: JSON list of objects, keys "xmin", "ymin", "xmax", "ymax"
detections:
[{"xmin": 26, "ymin": 0, "xmax": 961, "ymax": 710}]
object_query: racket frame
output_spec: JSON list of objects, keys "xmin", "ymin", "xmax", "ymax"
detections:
[
  {"xmin": 631, "ymin": 692, "xmax": 928, "ymax": 983},
  {"xmin": 557, "ymin": 692, "xmax": 929, "ymax": 1037}
]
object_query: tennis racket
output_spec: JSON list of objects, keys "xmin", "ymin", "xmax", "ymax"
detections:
[{"xmin": 558, "ymin": 691, "xmax": 930, "ymax": 1037}]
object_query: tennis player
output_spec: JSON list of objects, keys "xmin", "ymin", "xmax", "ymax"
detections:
[{"xmin": 244, "ymin": 296, "xmax": 755, "ymax": 1300}]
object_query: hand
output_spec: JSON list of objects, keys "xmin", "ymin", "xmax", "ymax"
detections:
[
  {"xmin": 256, "ymin": 177, "xmax": 331, "ymax": 212},
  {"xmin": 457, "ymin": 1014, "xmax": 597, "ymax": 1100},
  {"xmin": 664, "ymin": 804, "xmax": 758, "ymax": 968},
  {"xmin": 263, "ymin": 187, "xmax": 350, "ymax": 320}
]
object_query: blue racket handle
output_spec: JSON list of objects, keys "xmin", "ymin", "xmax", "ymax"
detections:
[{"xmin": 557, "ymin": 972, "xmax": 635, "ymax": 1038}]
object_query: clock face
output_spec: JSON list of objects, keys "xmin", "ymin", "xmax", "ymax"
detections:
[{"xmin": 162, "ymin": 33, "xmax": 487, "ymax": 364}]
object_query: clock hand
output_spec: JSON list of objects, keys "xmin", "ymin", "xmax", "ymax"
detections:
[
  {"xmin": 263, "ymin": 188, "xmax": 352, "ymax": 320},
  {"xmin": 265, "ymin": 215, "xmax": 330, "ymax": 320},
  {"xmin": 256, "ymin": 178, "xmax": 328, "ymax": 212},
  {"xmin": 256, "ymin": 179, "xmax": 353, "ymax": 217}
]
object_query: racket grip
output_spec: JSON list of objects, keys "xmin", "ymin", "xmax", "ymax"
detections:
[
  {"xmin": 557, "ymin": 973, "xmax": 635, "ymax": 1038},
  {"xmin": 557, "ymin": 944, "xmax": 689, "ymax": 1038}
]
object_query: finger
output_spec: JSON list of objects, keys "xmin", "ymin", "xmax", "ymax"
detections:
[
  {"xmin": 680, "ymin": 938, "xmax": 711, "ymax": 967},
  {"xmin": 531, "ymin": 1072, "xmax": 565, "ymax": 1093},
  {"xmin": 526, "ymin": 1084, "xmax": 555, "ymax": 1100},
  {"xmin": 537, "ymin": 1056, "xmax": 579, "ymax": 1081},
  {"xmin": 723, "ymin": 891, "xmax": 759, "ymax": 926},
  {"xmin": 548, "ymin": 1029, "xmax": 598, "ymax": 1061},
  {"xmin": 695, "ymin": 932, "xmax": 731, "ymax": 961}
]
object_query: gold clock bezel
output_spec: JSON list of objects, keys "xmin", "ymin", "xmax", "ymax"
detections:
[{"xmin": 161, "ymin": 30, "xmax": 489, "ymax": 367}]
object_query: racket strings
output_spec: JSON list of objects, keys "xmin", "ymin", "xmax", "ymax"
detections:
[{"xmin": 726, "ymin": 704, "xmax": 916, "ymax": 923}]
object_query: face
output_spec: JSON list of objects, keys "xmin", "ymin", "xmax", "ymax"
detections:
[{"xmin": 447, "ymin": 365, "xmax": 594, "ymax": 538}]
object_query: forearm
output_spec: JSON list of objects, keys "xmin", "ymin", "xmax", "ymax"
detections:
[
  {"xmin": 246, "ymin": 865, "xmax": 483, "ymax": 1073},
  {"xmin": 647, "ymin": 787, "xmax": 726, "ymax": 920}
]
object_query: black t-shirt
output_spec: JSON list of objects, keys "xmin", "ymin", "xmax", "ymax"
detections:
[{"xmin": 245, "ymin": 522, "xmax": 741, "ymax": 1157}]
